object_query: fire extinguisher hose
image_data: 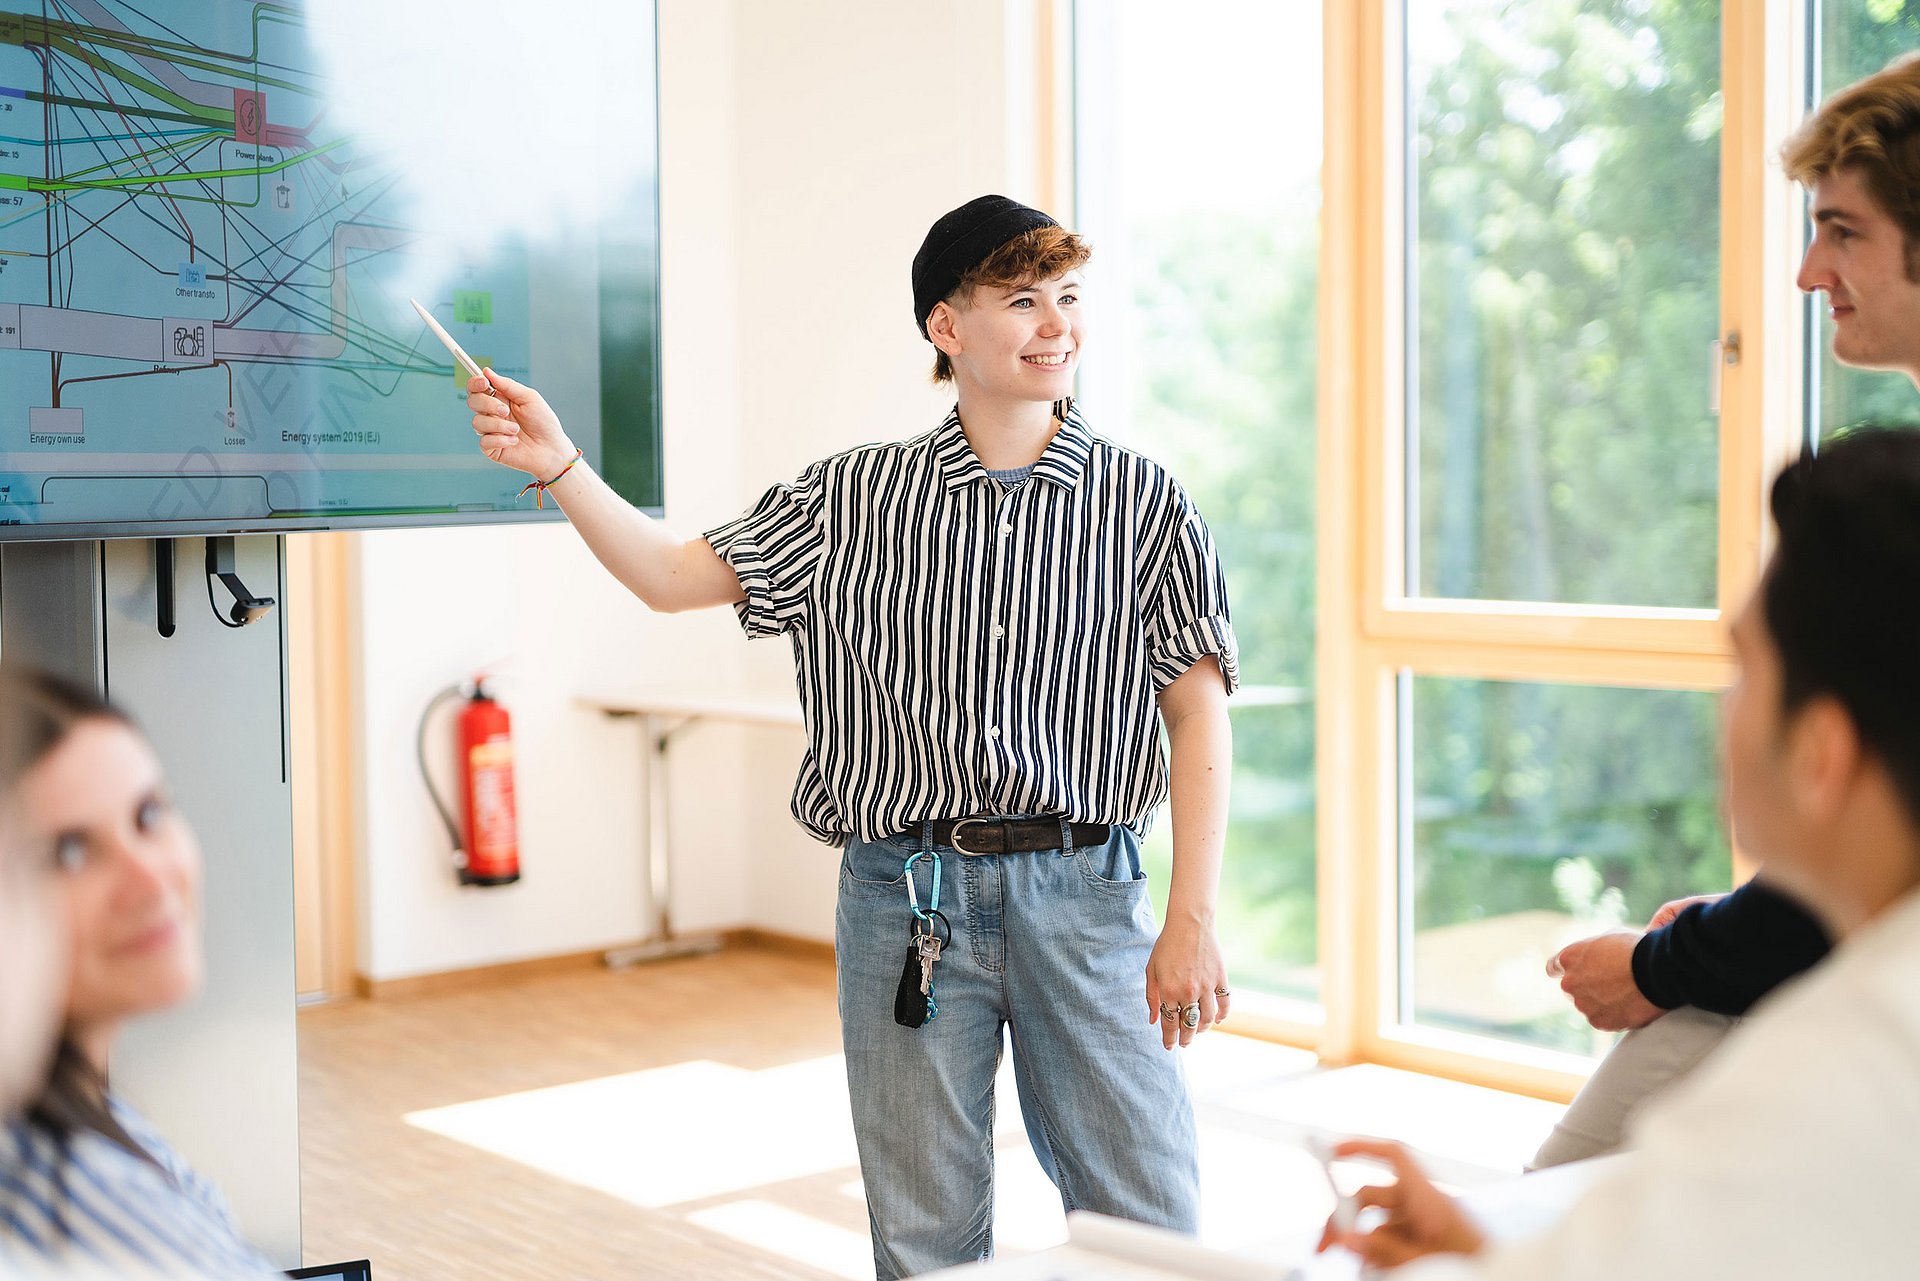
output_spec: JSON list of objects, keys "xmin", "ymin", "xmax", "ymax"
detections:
[{"xmin": 417, "ymin": 683, "xmax": 467, "ymax": 868}]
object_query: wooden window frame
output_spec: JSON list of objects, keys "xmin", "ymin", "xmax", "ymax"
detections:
[
  {"xmin": 1303, "ymin": 0, "xmax": 1812, "ymax": 1100},
  {"xmin": 1058, "ymin": 0, "xmax": 1814, "ymax": 1099}
]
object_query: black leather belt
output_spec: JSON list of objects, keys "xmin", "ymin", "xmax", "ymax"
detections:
[{"xmin": 922, "ymin": 816, "xmax": 1112, "ymax": 855}]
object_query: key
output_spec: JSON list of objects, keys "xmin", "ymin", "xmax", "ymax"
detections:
[{"xmin": 916, "ymin": 933, "xmax": 943, "ymax": 995}]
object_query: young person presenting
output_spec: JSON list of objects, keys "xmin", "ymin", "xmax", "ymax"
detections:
[{"xmin": 461, "ymin": 196, "xmax": 1238, "ymax": 1278}]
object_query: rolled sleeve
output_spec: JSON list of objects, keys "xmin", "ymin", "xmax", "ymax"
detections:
[
  {"xmin": 1144, "ymin": 509, "xmax": 1240, "ymax": 694},
  {"xmin": 704, "ymin": 466, "xmax": 824, "ymax": 639}
]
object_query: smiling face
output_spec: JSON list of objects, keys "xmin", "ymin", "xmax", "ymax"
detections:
[
  {"xmin": 1797, "ymin": 166, "xmax": 1920, "ymax": 384},
  {"xmin": 933, "ymin": 271, "xmax": 1086, "ymax": 407},
  {"xmin": 20, "ymin": 718, "xmax": 202, "ymax": 1037}
]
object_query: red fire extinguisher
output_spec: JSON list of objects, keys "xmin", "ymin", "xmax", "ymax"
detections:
[{"xmin": 418, "ymin": 678, "xmax": 522, "ymax": 886}]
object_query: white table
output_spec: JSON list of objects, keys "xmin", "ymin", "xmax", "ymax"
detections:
[
  {"xmin": 577, "ymin": 688, "xmax": 804, "ymax": 967},
  {"xmin": 576, "ymin": 681, "xmax": 1301, "ymax": 967},
  {"xmin": 923, "ymin": 1156, "xmax": 1621, "ymax": 1281},
  {"xmin": 1287, "ymin": 1155, "xmax": 1620, "ymax": 1279}
]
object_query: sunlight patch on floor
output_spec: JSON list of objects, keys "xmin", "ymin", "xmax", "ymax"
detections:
[
  {"xmin": 402, "ymin": 1031, "xmax": 1562, "ymax": 1272},
  {"xmin": 405, "ymin": 1056, "xmax": 858, "ymax": 1208},
  {"xmin": 686, "ymin": 1201, "xmax": 873, "ymax": 1280}
]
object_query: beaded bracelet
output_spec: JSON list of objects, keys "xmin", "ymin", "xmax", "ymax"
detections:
[{"xmin": 518, "ymin": 448, "xmax": 584, "ymax": 509}]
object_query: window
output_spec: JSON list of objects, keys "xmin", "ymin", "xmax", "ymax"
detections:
[
  {"xmin": 1075, "ymin": 2, "xmax": 1324, "ymax": 1011},
  {"xmin": 1073, "ymin": 0, "xmax": 1906, "ymax": 1096},
  {"xmin": 1408, "ymin": 0, "xmax": 1723, "ymax": 608},
  {"xmin": 1384, "ymin": 0, "xmax": 1732, "ymax": 1071},
  {"xmin": 1400, "ymin": 675, "xmax": 1725, "ymax": 1056}
]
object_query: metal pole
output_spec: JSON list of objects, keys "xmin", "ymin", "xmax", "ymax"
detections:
[{"xmin": 603, "ymin": 712, "xmax": 720, "ymax": 968}]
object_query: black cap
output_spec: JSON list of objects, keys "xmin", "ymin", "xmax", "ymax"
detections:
[{"xmin": 912, "ymin": 195, "xmax": 1058, "ymax": 339}]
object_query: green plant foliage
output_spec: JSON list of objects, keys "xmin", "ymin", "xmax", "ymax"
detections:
[
  {"xmin": 1128, "ymin": 213, "xmax": 1323, "ymax": 1000},
  {"xmin": 1411, "ymin": 0, "xmax": 1722, "ymax": 607}
]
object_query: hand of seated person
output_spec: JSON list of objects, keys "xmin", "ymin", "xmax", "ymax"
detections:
[
  {"xmin": 1314, "ymin": 1139, "xmax": 1486, "ymax": 1268},
  {"xmin": 1546, "ymin": 927, "xmax": 1665, "ymax": 1031}
]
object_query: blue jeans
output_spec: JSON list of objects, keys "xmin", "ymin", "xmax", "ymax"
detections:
[{"xmin": 835, "ymin": 820, "xmax": 1200, "ymax": 1279}]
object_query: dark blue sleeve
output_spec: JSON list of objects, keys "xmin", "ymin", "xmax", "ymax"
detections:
[{"xmin": 1630, "ymin": 880, "xmax": 1832, "ymax": 1015}]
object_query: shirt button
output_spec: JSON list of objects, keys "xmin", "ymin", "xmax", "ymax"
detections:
[
  {"xmin": 1000, "ymin": 522, "xmax": 1013, "ymax": 536},
  {"xmin": 991, "ymin": 624, "xmax": 1005, "ymax": 640},
  {"xmin": 987, "ymin": 725, "xmax": 1001, "ymax": 738}
]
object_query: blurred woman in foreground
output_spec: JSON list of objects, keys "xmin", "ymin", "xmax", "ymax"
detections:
[
  {"xmin": 0, "ymin": 670, "xmax": 282, "ymax": 1279},
  {"xmin": 0, "ymin": 668, "xmax": 70, "ymax": 1144}
]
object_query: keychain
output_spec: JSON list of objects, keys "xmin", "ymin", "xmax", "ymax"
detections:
[{"xmin": 894, "ymin": 850, "xmax": 948, "ymax": 1028}]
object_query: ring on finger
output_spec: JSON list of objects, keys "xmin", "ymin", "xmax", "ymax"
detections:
[{"xmin": 1180, "ymin": 1002, "xmax": 1201, "ymax": 1030}]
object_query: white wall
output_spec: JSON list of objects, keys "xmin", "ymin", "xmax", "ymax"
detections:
[{"xmin": 351, "ymin": 0, "xmax": 1053, "ymax": 980}]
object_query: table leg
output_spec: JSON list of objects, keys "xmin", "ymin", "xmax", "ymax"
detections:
[{"xmin": 603, "ymin": 712, "xmax": 721, "ymax": 968}]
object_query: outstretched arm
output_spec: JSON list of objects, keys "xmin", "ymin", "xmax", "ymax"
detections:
[{"xmin": 467, "ymin": 372, "xmax": 743, "ymax": 613}]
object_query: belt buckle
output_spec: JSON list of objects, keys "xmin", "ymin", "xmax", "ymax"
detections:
[{"xmin": 949, "ymin": 816, "xmax": 999, "ymax": 856}]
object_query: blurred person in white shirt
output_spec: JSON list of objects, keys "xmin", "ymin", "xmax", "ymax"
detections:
[{"xmin": 1318, "ymin": 427, "xmax": 1920, "ymax": 1280}]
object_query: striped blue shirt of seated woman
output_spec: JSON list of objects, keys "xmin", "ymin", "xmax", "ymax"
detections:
[{"xmin": 0, "ymin": 671, "xmax": 283, "ymax": 1280}]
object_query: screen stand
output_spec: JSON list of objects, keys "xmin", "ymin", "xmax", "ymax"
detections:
[{"xmin": 0, "ymin": 536, "xmax": 302, "ymax": 1268}]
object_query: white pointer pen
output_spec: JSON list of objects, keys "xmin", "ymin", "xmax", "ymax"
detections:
[
  {"xmin": 1307, "ymin": 1135, "xmax": 1360, "ymax": 1237},
  {"xmin": 412, "ymin": 298, "xmax": 514, "ymax": 461},
  {"xmin": 410, "ymin": 297, "xmax": 489, "ymax": 384}
]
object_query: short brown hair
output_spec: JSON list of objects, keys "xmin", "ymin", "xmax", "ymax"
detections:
[
  {"xmin": 1782, "ymin": 52, "xmax": 1920, "ymax": 279},
  {"xmin": 929, "ymin": 224, "xmax": 1091, "ymax": 384}
]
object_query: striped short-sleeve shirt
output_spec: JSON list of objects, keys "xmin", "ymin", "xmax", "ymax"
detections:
[{"xmin": 704, "ymin": 406, "xmax": 1239, "ymax": 845}]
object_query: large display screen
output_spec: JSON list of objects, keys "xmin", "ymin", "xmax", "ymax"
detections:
[{"xmin": 0, "ymin": 1, "xmax": 661, "ymax": 540}]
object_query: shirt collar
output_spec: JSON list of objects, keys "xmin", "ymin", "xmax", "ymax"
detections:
[{"xmin": 933, "ymin": 405, "xmax": 1095, "ymax": 493}]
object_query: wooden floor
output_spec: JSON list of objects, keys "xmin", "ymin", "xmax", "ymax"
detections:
[
  {"xmin": 299, "ymin": 947, "xmax": 856, "ymax": 1280},
  {"xmin": 299, "ymin": 945, "xmax": 1565, "ymax": 1280}
]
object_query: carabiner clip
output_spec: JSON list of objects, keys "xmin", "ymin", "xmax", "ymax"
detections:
[{"xmin": 904, "ymin": 848, "xmax": 942, "ymax": 921}]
